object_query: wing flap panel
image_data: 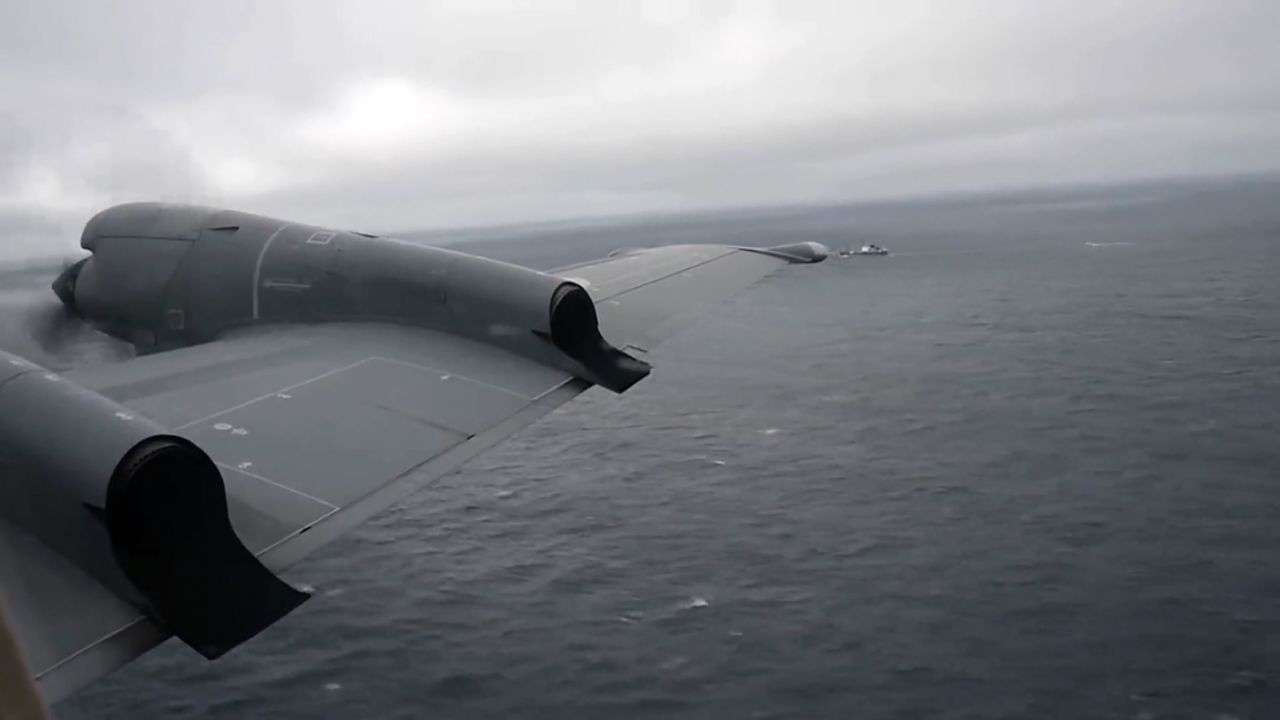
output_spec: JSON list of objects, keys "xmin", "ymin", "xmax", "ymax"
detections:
[{"xmin": 180, "ymin": 356, "xmax": 534, "ymax": 507}]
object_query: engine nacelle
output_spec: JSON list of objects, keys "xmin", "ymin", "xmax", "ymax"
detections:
[
  {"xmin": 332, "ymin": 240, "xmax": 651, "ymax": 391},
  {"xmin": 57, "ymin": 203, "xmax": 650, "ymax": 392},
  {"xmin": 0, "ymin": 351, "xmax": 306, "ymax": 658}
]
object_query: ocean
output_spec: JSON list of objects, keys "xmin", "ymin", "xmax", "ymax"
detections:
[{"xmin": 6, "ymin": 175, "xmax": 1280, "ymax": 718}]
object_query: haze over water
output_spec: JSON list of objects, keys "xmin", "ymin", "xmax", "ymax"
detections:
[{"xmin": 5, "ymin": 175, "xmax": 1278, "ymax": 718}]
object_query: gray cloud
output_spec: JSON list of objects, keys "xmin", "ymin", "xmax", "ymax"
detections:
[{"xmin": 2, "ymin": 0, "xmax": 1279, "ymax": 255}]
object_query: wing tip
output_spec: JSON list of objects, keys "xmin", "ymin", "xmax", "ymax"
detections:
[{"xmin": 748, "ymin": 242, "xmax": 829, "ymax": 264}]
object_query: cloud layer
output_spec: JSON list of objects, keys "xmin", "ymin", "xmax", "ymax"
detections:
[{"xmin": 2, "ymin": 0, "xmax": 1278, "ymax": 256}]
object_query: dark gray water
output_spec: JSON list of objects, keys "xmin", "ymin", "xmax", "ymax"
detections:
[{"xmin": 9, "ymin": 176, "xmax": 1280, "ymax": 718}]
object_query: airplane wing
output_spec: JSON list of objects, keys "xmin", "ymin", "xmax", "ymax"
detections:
[
  {"xmin": 558, "ymin": 244, "xmax": 806, "ymax": 349},
  {"xmin": 0, "ymin": 594, "xmax": 49, "ymax": 720},
  {"xmin": 0, "ymin": 241, "xmax": 825, "ymax": 703}
]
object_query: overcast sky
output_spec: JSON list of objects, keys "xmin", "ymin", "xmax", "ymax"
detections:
[{"xmin": 2, "ymin": 0, "xmax": 1278, "ymax": 256}]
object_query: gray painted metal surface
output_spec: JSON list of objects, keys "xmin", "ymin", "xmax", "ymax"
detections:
[{"xmin": 1, "ymin": 202, "xmax": 826, "ymax": 703}]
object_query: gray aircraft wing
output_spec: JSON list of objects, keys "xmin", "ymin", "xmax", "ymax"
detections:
[
  {"xmin": 557, "ymin": 244, "xmax": 801, "ymax": 349},
  {"xmin": 1, "ymin": 241, "xmax": 824, "ymax": 704}
]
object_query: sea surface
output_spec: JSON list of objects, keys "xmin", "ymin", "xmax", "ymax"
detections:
[{"xmin": 5, "ymin": 176, "xmax": 1280, "ymax": 719}]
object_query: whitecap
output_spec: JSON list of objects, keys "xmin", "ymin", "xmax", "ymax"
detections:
[{"xmin": 659, "ymin": 656, "xmax": 689, "ymax": 671}]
